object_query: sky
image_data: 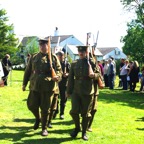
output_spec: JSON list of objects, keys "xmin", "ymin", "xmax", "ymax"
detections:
[{"xmin": 0, "ymin": 0, "xmax": 135, "ymax": 48}]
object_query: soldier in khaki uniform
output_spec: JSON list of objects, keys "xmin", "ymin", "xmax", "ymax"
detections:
[
  {"xmin": 87, "ymin": 52, "xmax": 103, "ymax": 132},
  {"xmin": 57, "ymin": 51, "xmax": 71, "ymax": 119},
  {"xmin": 87, "ymin": 68, "xmax": 100, "ymax": 132},
  {"xmin": 22, "ymin": 37, "xmax": 62, "ymax": 136},
  {"xmin": 67, "ymin": 46, "xmax": 101, "ymax": 141}
]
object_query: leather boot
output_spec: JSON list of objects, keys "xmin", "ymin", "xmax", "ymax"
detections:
[
  {"xmin": 30, "ymin": 109, "xmax": 41, "ymax": 130},
  {"xmin": 82, "ymin": 132, "xmax": 88, "ymax": 141},
  {"xmin": 82, "ymin": 116, "xmax": 90, "ymax": 133},
  {"xmin": 81, "ymin": 116, "xmax": 90, "ymax": 140},
  {"xmin": 70, "ymin": 128, "xmax": 81, "ymax": 138},
  {"xmin": 70, "ymin": 113, "xmax": 81, "ymax": 130},
  {"xmin": 70, "ymin": 113, "xmax": 81, "ymax": 138},
  {"xmin": 48, "ymin": 122, "xmax": 53, "ymax": 128},
  {"xmin": 41, "ymin": 129, "xmax": 48, "ymax": 136},
  {"xmin": 33, "ymin": 119, "xmax": 41, "ymax": 130},
  {"xmin": 53, "ymin": 111, "xmax": 57, "ymax": 119},
  {"xmin": 60, "ymin": 104, "xmax": 64, "ymax": 119},
  {"xmin": 48, "ymin": 110, "xmax": 53, "ymax": 128},
  {"xmin": 41, "ymin": 112, "xmax": 48, "ymax": 136},
  {"xmin": 87, "ymin": 111, "xmax": 96, "ymax": 132}
]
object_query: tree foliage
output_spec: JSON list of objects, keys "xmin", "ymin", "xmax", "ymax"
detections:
[
  {"xmin": 121, "ymin": 21, "xmax": 144, "ymax": 62},
  {"xmin": 121, "ymin": 0, "xmax": 144, "ymax": 63},
  {"xmin": 0, "ymin": 8, "xmax": 18, "ymax": 59}
]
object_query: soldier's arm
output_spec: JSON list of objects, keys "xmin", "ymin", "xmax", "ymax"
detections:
[
  {"xmin": 90, "ymin": 58, "xmax": 101, "ymax": 80},
  {"xmin": 67, "ymin": 62, "xmax": 74, "ymax": 95},
  {"xmin": 54, "ymin": 54, "xmax": 63, "ymax": 82},
  {"xmin": 22, "ymin": 56, "xmax": 32, "ymax": 90}
]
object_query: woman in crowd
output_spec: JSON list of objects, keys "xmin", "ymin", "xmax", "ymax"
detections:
[{"xmin": 128, "ymin": 60, "xmax": 140, "ymax": 92}]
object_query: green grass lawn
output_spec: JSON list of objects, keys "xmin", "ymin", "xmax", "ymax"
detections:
[{"xmin": 0, "ymin": 70, "xmax": 144, "ymax": 144}]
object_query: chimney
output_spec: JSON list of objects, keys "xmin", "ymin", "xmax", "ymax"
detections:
[{"xmin": 54, "ymin": 27, "xmax": 59, "ymax": 36}]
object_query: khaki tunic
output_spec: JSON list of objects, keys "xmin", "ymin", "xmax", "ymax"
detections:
[
  {"xmin": 67, "ymin": 58, "xmax": 100, "ymax": 96},
  {"xmin": 67, "ymin": 58, "xmax": 101, "ymax": 116},
  {"xmin": 23, "ymin": 52, "xmax": 62, "ymax": 118},
  {"xmin": 23, "ymin": 52, "xmax": 62, "ymax": 91}
]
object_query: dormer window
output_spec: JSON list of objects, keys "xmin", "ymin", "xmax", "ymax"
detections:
[{"xmin": 115, "ymin": 50, "xmax": 120, "ymax": 55}]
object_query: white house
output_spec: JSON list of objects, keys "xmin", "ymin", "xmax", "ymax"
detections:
[
  {"xmin": 50, "ymin": 35, "xmax": 84, "ymax": 53},
  {"xmin": 19, "ymin": 36, "xmax": 127, "ymax": 62},
  {"xmin": 97, "ymin": 47, "xmax": 127, "ymax": 60},
  {"xmin": 62, "ymin": 45, "xmax": 103, "ymax": 61}
]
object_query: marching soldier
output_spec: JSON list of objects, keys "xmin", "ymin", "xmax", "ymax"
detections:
[
  {"xmin": 67, "ymin": 46, "xmax": 101, "ymax": 141},
  {"xmin": 22, "ymin": 37, "xmax": 62, "ymax": 136},
  {"xmin": 57, "ymin": 51, "xmax": 70, "ymax": 119},
  {"xmin": 87, "ymin": 47, "xmax": 103, "ymax": 132}
]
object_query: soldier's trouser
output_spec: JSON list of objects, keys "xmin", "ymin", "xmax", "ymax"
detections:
[
  {"xmin": 59, "ymin": 85, "xmax": 67, "ymax": 115},
  {"xmin": 48, "ymin": 94, "xmax": 59, "ymax": 123},
  {"xmin": 27, "ymin": 90, "xmax": 54, "ymax": 130},
  {"xmin": 88, "ymin": 95, "xmax": 98, "ymax": 128},
  {"xmin": 70, "ymin": 93, "xmax": 93, "ymax": 132},
  {"xmin": 82, "ymin": 116, "xmax": 91, "ymax": 133},
  {"xmin": 70, "ymin": 113, "xmax": 80, "ymax": 129}
]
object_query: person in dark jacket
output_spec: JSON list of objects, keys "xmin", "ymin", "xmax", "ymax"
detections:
[
  {"xmin": 57, "ymin": 51, "xmax": 71, "ymax": 119},
  {"xmin": 2, "ymin": 54, "xmax": 12, "ymax": 86},
  {"xmin": 107, "ymin": 58, "xmax": 115, "ymax": 89},
  {"xmin": 128, "ymin": 60, "xmax": 140, "ymax": 92}
]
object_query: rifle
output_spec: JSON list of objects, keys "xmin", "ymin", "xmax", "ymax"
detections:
[
  {"xmin": 86, "ymin": 32, "xmax": 94, "ymax": 75},
  {"xmin": 64, "ymin": 44, "xmax": 68, "ymax": 74},
  {"xmin": 92, "ymin": 31, "xmax": 104, "ymax": 89},
  {"xmin": 48, "ymin": 36, "xmax": 57, "ymax": 78}
]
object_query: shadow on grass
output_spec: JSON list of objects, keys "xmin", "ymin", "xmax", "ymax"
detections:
[
  {"xmin": 14, "ymin": 118, "xmax": 35, "ymax": 123},
  {"xmin": 0, "ymin": 126, "xmax": 37, "ymax": 142},
  {"xmin": 22, "ymin": 137, "xmax": 76, "ymax": 144},
  {"xmin": 0, "ymin": 125, "xmax": 74, "ymax": 144},
  {"xmin": 52, "ymin": 119, "xmax": 73, "ymax": 126},
  {"xmin": 135, "ymin": 117, "xmax": 144, "ymax": 131},
  {"xmin": 135, "ymin": 117, "xmax": 144, "ymax": 122},
  {"xmin": 99, "ymin": 88, "xmax": 144, "ymax": 110},
  {"xmin": 136, "ymin": 128, "xmax": 144, "ymax": 131},
  {"xmin": 13, "ymin": 118, "xmax": 73, "ymax": 126}
]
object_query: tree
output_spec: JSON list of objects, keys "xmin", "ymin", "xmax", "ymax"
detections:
[
  {"xmin": 0, "ymin": 8, "xmax": 18, "ymax": 59},
  {"xmin": 120, "ymin": 0, "xmax": 144, "ymax": 27},
  {"xmin": 120, "ymin": 0, "xmax": 144, "ymax": 64},
  {"xmin": 121, "ymin": 21, "xmax": 144, "ymax": 62}
]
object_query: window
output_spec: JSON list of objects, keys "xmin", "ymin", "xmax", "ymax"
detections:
[{"xmin": 115, "ymin": 50, "xmax": 120, "ymax": 55}]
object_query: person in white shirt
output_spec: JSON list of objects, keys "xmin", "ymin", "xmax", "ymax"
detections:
[
  {"xmin": 120, "ymin": 60, "xmax": 129, "ymax": 90},
  {"xmin": 103, "ymin": 60, "xmax": 109, "ymax": 87}
]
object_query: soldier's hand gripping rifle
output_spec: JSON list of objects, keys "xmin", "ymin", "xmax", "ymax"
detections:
[
  {"xmin": 92, "ymin": 31, "xmax": 104, "ymax": 89},
  {"xmin": 48, "ymin": 36, "xmax": 57, "ymax": 78}
]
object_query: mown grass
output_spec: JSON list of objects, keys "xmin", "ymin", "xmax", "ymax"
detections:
[{"xmin": 0, "ymin": 70, "xmax": 144, "ymax": 144}]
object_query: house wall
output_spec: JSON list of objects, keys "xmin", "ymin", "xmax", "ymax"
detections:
[
  {"xmin": 51, "ymin": 36, "xmax": 84, "ymax": 54},
  {"xmin": 51, "ymin": 36, "xmax": 84, "ymax": 48},
  {"xmin": 96, "ymin": 56, "xmax": 103, "ymax": 61},
  {"xmin": 67, "ymin": 48, "xmax": 75, "ymax": 60},
  {"xmin": 60, "ymin": 36, "xmax": 84, "ymax": 46},
  {"xmin": 103, "ymin": 48, "xmax": 127, "ymax": 60}
]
